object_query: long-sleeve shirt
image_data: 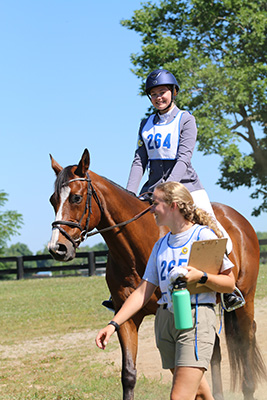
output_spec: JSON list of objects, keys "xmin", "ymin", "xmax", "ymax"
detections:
[{"xmin": 126, "ymin": 105, "xmax": 203, "ymax": 195}]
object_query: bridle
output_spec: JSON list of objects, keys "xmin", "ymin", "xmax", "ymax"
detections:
[
  {"xmin": 52, "ymin": 172, "xmax": 103, "ymax": 248},
  {"xmin": 51, "ymin": 172, "xmax": 152, "ymax": 248}
]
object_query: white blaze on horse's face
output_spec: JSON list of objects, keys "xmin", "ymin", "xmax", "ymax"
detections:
[{"xmin": 48, "ymin": 186, "xmax": 71, "ymax": 250}]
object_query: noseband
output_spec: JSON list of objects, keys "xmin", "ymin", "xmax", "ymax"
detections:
[{"xmin": 52, "ymin": 172, "xmax": 103, "ymax": 248}]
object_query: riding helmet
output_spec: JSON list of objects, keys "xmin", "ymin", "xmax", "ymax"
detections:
[{"xmin": 145, "ymin": 69, "xmax": 179, "ymax": 95}]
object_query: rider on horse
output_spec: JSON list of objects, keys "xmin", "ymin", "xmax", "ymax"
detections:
[{"xmin": 103, "ymin": 68, "xmax": 243, "ymax": 312}]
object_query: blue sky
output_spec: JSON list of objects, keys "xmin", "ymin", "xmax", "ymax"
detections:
[{"xmin": 1, "ymin": 0, "xmax": 265, "ymax": 254}]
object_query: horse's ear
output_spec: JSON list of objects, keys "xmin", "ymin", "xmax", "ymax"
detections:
[
  {"xmin": 50, "ymin": 154, "xmax": 63, "ymax": 176},
  {"xmin": 74, "ymin": 148, "xmax": 90, "ymax": 177}
]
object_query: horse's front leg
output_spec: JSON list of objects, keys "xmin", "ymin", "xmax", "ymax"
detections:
[{"xmin": 117, "ymin": 318, "xmax": 139, "ymax": 400}]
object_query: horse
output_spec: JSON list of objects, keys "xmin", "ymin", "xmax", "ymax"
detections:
[{"xmin": 48, "ymin": 148, "xmax": 266, "ymax": 400}]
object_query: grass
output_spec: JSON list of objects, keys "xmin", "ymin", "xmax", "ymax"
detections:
[
  {"xmin": 0, "ymin": 265, "xmax": 266, "ymax": 399},
  {"xmin": 255, "ymin": 263, "xmax": 267, "ymax": 299},
  {"xmin": 0, "ymin": 277, "xmax": 111, "ymax": 345},
  {"xmin": 0, "ymin": 276, "xmax": 171, "ymax": 399}
]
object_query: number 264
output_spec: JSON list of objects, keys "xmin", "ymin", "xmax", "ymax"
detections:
[{"xmin": 147, "ymin": 133, "xmax": 171, "ymax": 150}]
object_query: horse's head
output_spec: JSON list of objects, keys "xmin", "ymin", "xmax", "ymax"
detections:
[{"xmin": 48, "ymin": 149, "xmax": 103, "ymax": 261}]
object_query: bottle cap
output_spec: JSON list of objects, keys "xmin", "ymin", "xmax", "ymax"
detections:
[{"xmin": 173, "ymin": 278, "xmax": 187, "ymax": 290}]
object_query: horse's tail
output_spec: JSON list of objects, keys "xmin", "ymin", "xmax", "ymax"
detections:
[{"xmin": 224, "ymin": 310, "xmax": 267, "ymax": 392}]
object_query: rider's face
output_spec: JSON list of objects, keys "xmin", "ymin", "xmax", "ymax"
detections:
[{"xmin": 150, "ymin": 85, "xmax": 172, "ymax": 113}]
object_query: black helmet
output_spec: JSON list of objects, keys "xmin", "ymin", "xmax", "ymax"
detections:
[{"xmin": 145, "ymin": 69, "xmax": 179, "ymax": 95}]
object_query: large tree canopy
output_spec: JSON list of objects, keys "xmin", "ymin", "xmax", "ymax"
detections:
[
  {"xmin": 121, "ymin": 0, "xmax": 267, "ymax": 215},
  {"xmin": 0, "ymin": 191, "xmax": 23, "ymax": 255}
]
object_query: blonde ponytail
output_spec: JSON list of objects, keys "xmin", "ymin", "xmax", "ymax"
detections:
[{"xmin": 156, "ymin": 181, "xmax": 222, "ymax": 238}]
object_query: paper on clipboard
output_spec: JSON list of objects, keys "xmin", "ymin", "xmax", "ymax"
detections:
[{"xmin": 187, "ymin": 237, "xmax": 227, "ymax": 295}]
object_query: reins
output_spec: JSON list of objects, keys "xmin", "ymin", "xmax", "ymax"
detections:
[{"xmin": 85, "ymin": 205, "xmax": 153, "ymax": 238}]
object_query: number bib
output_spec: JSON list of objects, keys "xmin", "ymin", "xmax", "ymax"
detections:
[
  {"xmin": 141, "ymin": 110, "xmax": 184, "ymax": 160},
  {"xmin": 156, "ymin": 226, "xmax": 202, "ymax": 301}
]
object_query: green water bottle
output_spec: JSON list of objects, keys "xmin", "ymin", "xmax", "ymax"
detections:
[{"xmin": 172, "ymin": 279, "xmax": 193, "ymax": 330}]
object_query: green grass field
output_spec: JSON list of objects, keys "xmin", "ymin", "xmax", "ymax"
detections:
[{"xmin": 0, "ymin": 264, "xmax": 266, "ymax": 400}]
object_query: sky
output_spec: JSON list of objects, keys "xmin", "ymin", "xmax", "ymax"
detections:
[{"xmin": 0, "ymin": 0, "xmax": 266, "ymax": 254}]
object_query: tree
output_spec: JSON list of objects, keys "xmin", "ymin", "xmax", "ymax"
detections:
[
  {"xmin": 121, "ymin": 0, "xmax": 267, "ymax": 215},
  {"xmin": 78, "ymin": 242, "xmax": 108, "ymax": 262},
  {"xmin": 3, "ymin": 242, "xmax": 35, "ymax": 271},
  {"xmin": 0, "ymin": 191, "xmax": 23, "ymax": 255},
  {"xmin": 79, "ymin": 242, "xmax": 108, "ymax": 253},
  {"xmin": 4, "ymin": 242, "xmax": 32, "ymax": 257},
  {"xmin": 257, "ymin": 231, "xmax": 267, "ymax": 250}
]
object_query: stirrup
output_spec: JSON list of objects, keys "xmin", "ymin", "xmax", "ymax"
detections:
[
  {"xmin": 102, "ymin": 299, "xmax": 115, "ymax": 312},
  {"xmin": 221, "ymin": 287, "xmax": 245, "ymax": 312}
]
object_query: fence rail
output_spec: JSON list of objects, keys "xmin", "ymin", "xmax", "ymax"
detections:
[
  {"xmin": 259, "ymin": 239, "xmax": 267, "ymax": 262},
  {"xmin": 0, "ymin": 239, "xmax": 266, "ymax": 280},
  {"xmin": 0, "ymin": 250, "xmax": 109, "ymax": 280}
]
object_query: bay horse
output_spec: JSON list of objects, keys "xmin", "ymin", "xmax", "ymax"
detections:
[{"xmin": 48, "ymin": 148, "xmax": 266, "ymax": 400}]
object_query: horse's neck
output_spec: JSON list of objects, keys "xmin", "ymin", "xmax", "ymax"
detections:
[
  {"xmin": 93, "ymin": 174, "xmax": 161, "ymax": 264},
  {"xmin": 102, "ymin": 203, "xmax": 157, "ymax": 260}
]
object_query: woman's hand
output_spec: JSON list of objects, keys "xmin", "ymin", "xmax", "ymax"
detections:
[
  {"xmin": 183, "ymin": 266, "xmax": 203, "ymax": 284},
  {"xmin": 95, "ymin": 325, "xmax": 116, "ymax": 350},
  {"xmin": 95, "ymin": 280, "xmax": 157, "ymax": 351}
]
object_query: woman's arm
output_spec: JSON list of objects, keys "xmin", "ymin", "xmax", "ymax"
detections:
[
  {"xmin": 95, "ymin": 279, "xmax": 156, "ymax": 350},
  {"xmin": 126, "ymin": 153, "xmax": 146, "ymax": 194},
  {"xmin": 126, "ymin": 122, "xmax": 149, "ymax": 194},
  {"xmin": 203, "ymin": 269, "xmax": 235, "ymax": 293},
  {"xmin": 184, "ymin": 266, "xmax": 235, "ymax": 294},
  {"xmin": 167, "ymin": 113, "xmax": 198, "ymax": 183}
]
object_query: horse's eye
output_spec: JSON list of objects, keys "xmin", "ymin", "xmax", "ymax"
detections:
[{"xmin": 70, "ymin": 194, "xmax": 83, "ymax": 204}]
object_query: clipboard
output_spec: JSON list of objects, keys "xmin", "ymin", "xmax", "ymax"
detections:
[{"xmin": 187, "ymin": 238, "xmax": 227, "ymax": 295}]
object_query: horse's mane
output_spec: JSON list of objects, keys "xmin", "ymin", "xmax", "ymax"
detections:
[
  {"xmin": 54, "ymin": 166, "xmax": 137, "ymax": 200},
  {"xmin": 103, "ymin": 176, "xmax": 137, "ymax": 198}
]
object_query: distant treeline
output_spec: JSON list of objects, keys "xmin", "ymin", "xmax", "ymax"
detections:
[
  {"xmin": 0, "ymin": 242, "xmax": 108, "ymax": 271},
  {"xmin": 1, "ymin": 231, "xmax": 267, "ymax": 271}
]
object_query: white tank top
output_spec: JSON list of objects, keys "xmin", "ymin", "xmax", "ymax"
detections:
[{"xmin": 141, "ymin": 110, "xmax": 184, "ymax": 160}]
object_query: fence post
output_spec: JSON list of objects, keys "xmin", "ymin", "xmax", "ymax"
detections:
[
  {"xmin": 88, "ymin": 252, "xmax": 96, "ymax": 276},
  {"xmin": 17, "ymin": 256, "xmax": 24, "ymax": 280}
]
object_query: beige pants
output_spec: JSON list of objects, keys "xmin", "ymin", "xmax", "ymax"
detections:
[{"xmin": 155, "ymin": 305, "xmax": 216, "ymax": 370}]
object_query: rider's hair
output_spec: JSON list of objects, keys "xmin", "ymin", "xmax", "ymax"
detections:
[{"xmin": 155, "ymin": 181, "xmax": 223, "ymax": 238}]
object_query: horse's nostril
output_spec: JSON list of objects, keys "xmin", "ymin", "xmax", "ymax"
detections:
[
  {"xmin": 48, "ymin": 242, "xmax": 67, "ymax": 257},
  {"xmin": 56, "ymin": 243, "xmax": 67, "ymax": 256}
]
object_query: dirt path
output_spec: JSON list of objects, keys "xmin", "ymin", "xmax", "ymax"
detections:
[
  {"xmin": 136, "ymin": 298, "xmax": 267, "ymax": 399},
  {"xmin": 95, "ymin": 298, "xmax": 267, "ymax": 398},
  {"xmin": 0, "ymin": 299, "xmax": 266, "ymax": 399}
]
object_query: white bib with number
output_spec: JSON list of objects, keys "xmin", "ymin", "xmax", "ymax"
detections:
[
  {"xmin": 157, "ymin": 225, "xmax": 202, "ymax": 301},
  {"xmin": 141, "ymin": 110, "xmax": 184, "ymax": 160}
]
